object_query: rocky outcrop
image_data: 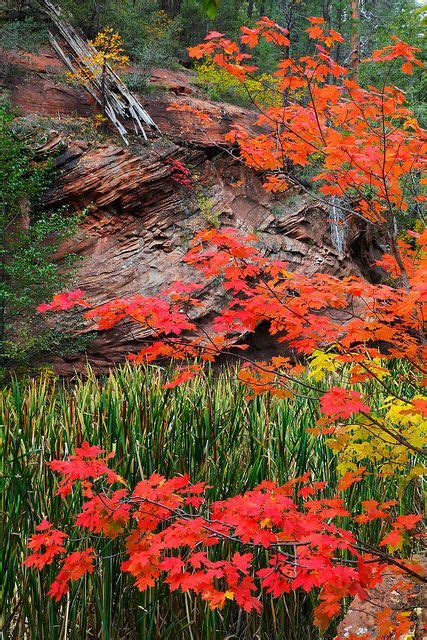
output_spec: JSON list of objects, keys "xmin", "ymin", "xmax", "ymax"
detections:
[
  {"xmin": 337, "ymin": 565, "xmax": 425, "ymax": 639},
  {"xmin": 0, "ymin": 46, "xmax": 261, "ymax": 144},
  {"xmin": 0, "ymin": 46, "xmax": 95, "ymax": 117},
  {"xmin": 44, "ymin": 136, "xmax": 372, "ymax": 372},
  {"xmin": 1, "ymin": 45, "xmax": 383, "ymax": 373}
]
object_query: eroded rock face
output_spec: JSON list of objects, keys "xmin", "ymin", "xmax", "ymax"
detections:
[
  {"xmin": 1, "ymin": 45, "xmax": 383, "ymax": 373},
  {"xmin": 44, "ymin": 137, "xmax": 373, "ymax": 372}
]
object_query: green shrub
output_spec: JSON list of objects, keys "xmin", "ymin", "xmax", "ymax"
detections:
[
  {"xmin": 0, "ymin": 106, "xmax": 84, "ymax": 375},
  {"xmin": 0, "ymin": 17, "xmax": 48, "ymax": 52},
  {"xmin": 195, "ymin": 59, "xmax": 281, "ymax": 107}
]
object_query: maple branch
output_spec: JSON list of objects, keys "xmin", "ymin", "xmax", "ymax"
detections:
[
  {"xmin": 122, "ymin": 495, "xmax": 311, "ymax": 549},
  {"xmin": 359, "ymin": 411, "xmax": 425, "ymax": 458},
  {"xmin": 355, "ymin": 542, "xmax": 426, "ymax": 583}
]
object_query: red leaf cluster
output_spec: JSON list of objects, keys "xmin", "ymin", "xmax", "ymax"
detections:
[
  {"xmin": 163, "ymin": 157, "xmax": 193, "ymax": 188},
  {"xmin": 25, "ymin": 446, "xmax": 423, "ymax": 631}
]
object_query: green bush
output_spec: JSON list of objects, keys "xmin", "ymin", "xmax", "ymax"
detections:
[
  {"xmin": 0, "ymin": 106, "xmax": 84, "ymax": 375},
  {"xmin": 0, "ymin": 17, "xmax": 48, "ymax": 52},
  {"xmin": 195, "ymin": 59, "xmax": 281, "ymax": 107},
  {"xmin": 61, "ymin": 0, "xmax": 183, "ymax": 69}
]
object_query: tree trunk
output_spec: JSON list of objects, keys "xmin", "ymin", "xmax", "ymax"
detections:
[
  {"xmin": 160, "ymin": 0, "xmax": 181, "ymax": 18},
  {"xmin": 282, "ymin": 0, "xmax": 296, "ymax": 77},
  {"xmin": 323, "ymin": 0, "xmax": 331, "ymax": 26},
  {"xmin": 323, "ymin": 0, "xmax": 333, "ymax": 84},
  {"xmin": 333, "ymin": 4, "xmax": 344, "ymax": 67},
  {"xmin": 101, "ymin": 64, "xmax": 106, "ymax": 116},
  {"xmin": 350, "ymin": 0, "xmax": 361, "ymax": 73}
]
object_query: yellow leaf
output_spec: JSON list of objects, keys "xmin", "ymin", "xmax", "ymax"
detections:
[{"xmin": 260, "ymin": 517, "xmax": 273, "ymax": 529}]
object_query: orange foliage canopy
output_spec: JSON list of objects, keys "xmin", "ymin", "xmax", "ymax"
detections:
[{"xmin": 188, "ymin": 18, "xmax": 425, "ymax": 230}]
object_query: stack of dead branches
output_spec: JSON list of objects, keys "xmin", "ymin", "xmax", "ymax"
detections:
[{"xmin": 40, "ymin": 0, "xmax": 160, "ymax": 144}]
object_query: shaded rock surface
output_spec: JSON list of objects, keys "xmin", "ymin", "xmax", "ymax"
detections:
[
  {"xmin": 337, "ymin": 566, "xmax": 425, "ymax": 639},
  {"xmin": 1, "ymin": 45, "xmax": 383, "ymax": 373}
]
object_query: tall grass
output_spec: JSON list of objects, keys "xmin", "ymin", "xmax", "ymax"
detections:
[{"xmin": 1, "ymin": 365, "xmax": 417, "ymax": 639}]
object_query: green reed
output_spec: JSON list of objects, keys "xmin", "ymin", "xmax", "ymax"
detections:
[{"xmin": 1, "ymin": 364, "xmax": 417, "ymax": 640}]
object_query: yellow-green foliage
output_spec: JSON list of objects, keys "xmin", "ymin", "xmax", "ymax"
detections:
[
  {"xmin": 195, "ymin": 59, "xmax": 281, "ymax": 107},
  {"xmin": 197, "ymin": 193, "xmax": 220, "ymax": 228},
  {"xmin": 67, "ymin": 27, "xmax": 128, "ymax": 86},
  {"xmin": 307, "ymin": 351, "xmax": 426, "ymax": 477}
]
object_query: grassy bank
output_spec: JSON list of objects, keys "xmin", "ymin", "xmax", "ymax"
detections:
[{"xmin": 1, "ymin": 365, "xmax": 417, "ymax": 639}]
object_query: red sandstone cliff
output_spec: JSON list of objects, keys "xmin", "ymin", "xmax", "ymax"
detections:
[{"xmin": 1, "ymin": 45, "xmax": 382, "ymax": 373}]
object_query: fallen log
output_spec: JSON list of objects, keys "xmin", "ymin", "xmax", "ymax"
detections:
[{"xmin": 40, "ymin": 0, "xmax": 161, "ymax": 144}]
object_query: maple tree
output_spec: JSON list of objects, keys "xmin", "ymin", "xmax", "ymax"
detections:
[
  {"xmin": 25, "ymin": 442, "xmax": 424, "ymax": 635},
  {"xmin": 30, "ymin": 18, "xmax": 426, "ymax": 637},
  {"xmin": 38, "ymin": 227, "xmax": 426, "ymax": 476},
  {"xmin": 184, "ymin": 17, "xmax": 426, "ymax": 284},
  {"xmin": 67, "ymin": 27, "xmax": 129, "ymax": 117}
]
